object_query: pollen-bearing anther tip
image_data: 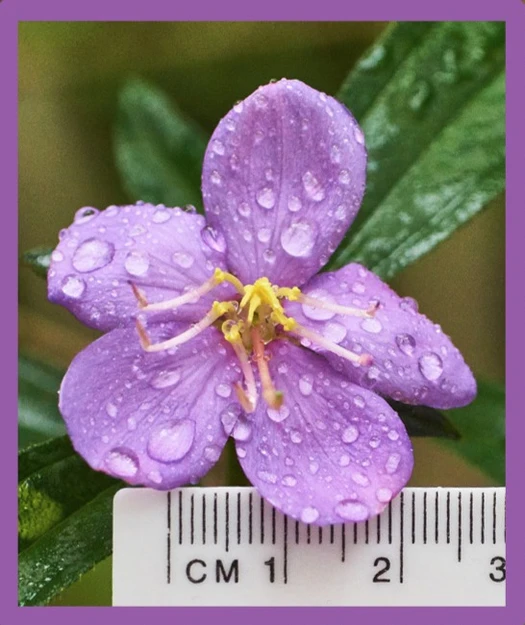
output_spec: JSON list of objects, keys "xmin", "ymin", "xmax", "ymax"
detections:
[
  {"xmin": 359, "ymin": 353, "xmax": 373, "ymax": 366},
  {"xmin": 366, "ymin": 300, "xmax": 380, "ymax": 317}
]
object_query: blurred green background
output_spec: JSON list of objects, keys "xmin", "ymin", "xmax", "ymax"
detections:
[{"xmin": 18, "ymin": 21, "xmax": 504, "ymax": 605}]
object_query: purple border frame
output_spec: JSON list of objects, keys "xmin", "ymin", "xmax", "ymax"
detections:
[{"xmin": 5, "ymin": 1, "xmax": 522, "ymax": 623}]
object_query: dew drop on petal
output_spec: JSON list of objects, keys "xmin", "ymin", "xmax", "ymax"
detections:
[
  {"xmin": 399, "ymin": 296, "xmax": 419, "ymax": 313},
  {"xmin": 257, "ymin": 470, "xmax": 277, "ymax": 484},
  {"xmin": 323, "ymin": 322, "xmax": 347, "ymax": 344},
  {"xmin": 263, "ymin": 249, "xmax": 276, "ymax": 264},
  {"xmin": 302, "ymin": 289, "xmax": 335, "ymax": 320},
  {"xmin": 361, "ymin": 317, "xmax": 383, "ymax": 334},
  {"xmin": 301, "ymin": 506, "xmax": 320, "ymax": 523},
  {"xmin": 105, "ymin": 402, "xmax": 118, "ymax": 418},
  {"xmin": 282, "ymin": 475, "xmax": 297, "ymax": 487},
  {"xmin": 61, "ymin": 275, "xmax": 86, "ymax": 298},
  {"xmin": 152, "ymin": 208, "xmax": 171, "ymax": 223},
  {"xmin": 309, "ymin": 461, "xmax": 319, "ymax": 475},
  {"xmin": 215, "ymin": 383, "xmax": 232, "ymax": 398},
  {"xmin": 342, "ymin": 425, "xmax": 359, "ymax": 443},
  {"xmin": 51, "ymin": 250, "xmax": 64, "ymax": 262},
  {"xmin": 212, "ymin": 139, "xmax": 225, "ymax": 155},
  {"xmin": 237, "ymin": 202, "xmax": 251, "ymax": 218},
  {"xmin": 73, "ymin": 239, "xmax": 114, "ymax": 272},
  {"xmin": 74, "ymin": 206, "xmax": 99, "ymax": 224},
  {"xmin": 281, "ymin": 222, "xmax": 316, "ymax": 258},
  {"xmin": 387, "ymin": 429, "xmax": 400, "ymax": 441},
  {"xmin": 147, "ymin": 420, "xmax": 195, "ymax": 463},
  {"xmin": 124, "ymin": 251, "xmax": 150, "ymax": 277},
  {"xmin": 335, "ymin": 500, "xmax": 369, "ymax": 521},
  {"xmin": 385, "ymin": 453, "xmax": 401, "ymax": 474},
  {"xmin": 418, "ymin": 353, "xmax": 444, "ymax": 381},
  {"xmin": 299, "ymin": 374, "xmax": 313, "ymax": 396},
  {"xmin": 267, "ymin": 405, "xmax": 290, "ymax": 423},
  {"xmin": 105, "ymin": 448, "xmax": 139, "ymax": 478},
  {"xmin": 220, "ymin": 407, "xmax": 239, "ymax": 435},
  {"xmin": 290, "ymin": 430, "xmax": 303, "ymax": 444},
  {"xmin": 201, "ymin": 226, "xmax": 227, "ymax": 253},
  {"xmin": 354, "ymin": 126, "xmax": 365, "ymax": 145},
  {"xmin": 338, "ymin": 169, "xmax": 351, "ymax": 185},
  {"xmin": 150, "ymin": 368, "xmax": 182, "ymax": 389},
  {"xmin": 302, "ymin": 171, "xmax": 325, "ymax": 201},
  {"xmin": 256, "ymin": 187, "xmax": 276, "ymax": 209},
  {"xmin": 376, "ymin": 487, "xmax": 393, "ymax": 503},
  {"xmin": 287, "ymin": 196, "xmax": 302, "ymax": 212},
  {"xmin": 204, "ymin": 445, "xmax": 222, "ymax": 462},
  {"xmin": 232, "ymin": 420, "xmax": 253, "ymax": 442},
  {"xmin": 257, "ymin": 227, "xmax": 272, "ymax": 243},
  {"xmin": 396, "ymin": 333, "xmax": 416, "ymax": 356},
  {"xmin": 172, "ymin": 251, "xmax": 194, "ymax": 269}
]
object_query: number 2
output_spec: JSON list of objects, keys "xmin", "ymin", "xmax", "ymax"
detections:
[{"xmin": 373, "ymin": 557, "xmax": 391, "ymax": 583}]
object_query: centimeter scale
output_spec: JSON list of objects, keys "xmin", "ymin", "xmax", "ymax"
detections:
[{"xmin": 113, "ymin": 486, "xmax": 505, "ymax": 606}]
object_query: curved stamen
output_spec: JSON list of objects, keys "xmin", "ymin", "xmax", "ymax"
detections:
[
  {"xmin": 230, "ymin": 341, "xmax": 258, "ymax": 413},
  {"xmin": 284, "ymin": 291, "xmax": 377, "ymax": 318},
  {"xmin": 292, "ymin": 323, "xmax": 373, "ymax": 366},
  {"xmin": 136, "ymin": 301, "xmax": 235, "ymax": 352},
  {"xmin": 252, "ymin": 327, "xmax": 283, "ymax": 409}
]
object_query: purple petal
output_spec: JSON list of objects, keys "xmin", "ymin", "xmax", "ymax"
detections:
[
  {"xmin": 48, "ymin": 203, "xmax": 235, "ymax": 331},
  {"xmin": 286, "ymin": 263, "xmax": 476, "ymax": 409},
  {"xmin": 235, "ymin": 341, "xmax": 413, "ymax": 525},
  {"xmin": 202, "ymin": 79, "xmax": 367, "ymax": 287},
  {"xmin": 59, "ymin": 324, "xmax": 243, "ymax": 489}
]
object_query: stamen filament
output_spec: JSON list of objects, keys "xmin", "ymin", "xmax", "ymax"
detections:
[
  {"xmin": 252, "ymin": 327, "xmax": 284, "ymax": 409},
  {"xmin": 230, "ymin": 341, "xmax": 257, "ymax": 413},
  {"xmin": 292, "ymin": 323, "xmax": 373, "ymax": 366},
  {"xmin": 295, "ymin": 293, "xmax": 376, "ymax": 318},
  {"xmin": 137, "ymin": 301, "xmax": 234, "ymax": 352}
]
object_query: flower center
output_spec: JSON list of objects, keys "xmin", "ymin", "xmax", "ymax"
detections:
[{"xmin": 133, "ymin": 269, "xmax": 376, "ymax": 412}]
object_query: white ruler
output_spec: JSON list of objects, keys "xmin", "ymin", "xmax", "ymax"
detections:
[{"xmin": 113, "ymin": 486, "xmax": 505, "ymax": 606}]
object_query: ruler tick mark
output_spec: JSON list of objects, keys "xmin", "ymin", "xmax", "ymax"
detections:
[
  {"xmin": 260, "ymin": 497, "xmax": 265, "ymax": 545},
  {"xmin": 365, "ymin": 520, "xmax": 369, "ymax": 544},
  {"xmin": 469, "ymin": 492, "xmax": 473, "ymax": 545},
  {"xmin": 295, "ymin": 520, "xmax": 299, "ymax": 545},
  {"xmin": 457, "ymin": 492, "xmax": 462, "ymax": 562},
  {"xmin": 446, "ymin": 491, "xmax": 451, "ymax": 544},
  {"xmin": 190, "ymin": 494, "xmax": 195, "ymax": 545},
  {"xmin": 481, "ymin": 492, "xmax": 485, "ymax": 544},
  {"xmin": 225, "ymin": 492, "xmax": 230, "ymax": 552},
  {"xmin": 411, "ymin": 491, "xmax": 416, "ymax": 544},
  {"xmin": 249, "ymin": 492, "xmax": 253, "ymax": 545},
  {"xmin": 423, "ymin": 492, "xmax": 427, "ymax": 544},
  {"xmin": 341, "ymin": 524, "xmax": 346, "ymax": 562},
  {"xmin": 388, "ymin": 501, "xmax": 392, "ymax": 544},
  {"xmin": 307, "ymin": 524, "xmax": 311, "ymax": 544},
  {"xmin": 237, "ymin": 492, "xmax": 241, "ymax": 545},
  {"xmin": 330, "ymin": 524, "xmax": 335, "ymax": 544},
  {"xmin": 213, "ymin": 493, "xmax": 218, "ymax": 545},
  {"xmin": 492, "ymin": 491, "xmax": 497, "ymax": 545},
  {"xmin": 377, "ymin": 514, "xmax": 381, "ymax": 545},
  {"xmin": 202, "ymin": 493, "xmax": 206, "ymax": 545},
  {"xmin": 272, "ymin": 507, "xmax": 276, "ymax": 545},
  {"xmin": 283, "ymin": 515, "xmax": 288, "ymax": 584},
  {"xmin": 435, "ymin": 491, "xmax": 439, "ymax": 544},
  {"xmin": 353, "ymin": 522, "xmax": 357, "ymax": 545},
  {"xmin": 178, "ymin": 490, "xmax": 183, "ymax": 545},
  {"xmin": 399, "ymin": 491, "xmax": 405, "ymax": 584},
  {"xmin": 318, "ymin": 526, "xmax": 323, "ymax": 545}
]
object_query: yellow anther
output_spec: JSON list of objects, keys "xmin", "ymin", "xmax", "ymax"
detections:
[
  {"xmin": 281, "ymin": 317, "xmax": 297, "ymax": 332},
  {"xmin": 277, "ymin": 286, "xmax": 302, "ymax": 301},
  {"xmin": 213, "ymin": 268, "xmax": 245, "ymax": 294},
  {"xmin": 222, "ymin": 320, "xmax": 244, "ymax": 344},
  {"xmin": 212, "ymin": 300, "xmax": 235, "ymax": 317}
]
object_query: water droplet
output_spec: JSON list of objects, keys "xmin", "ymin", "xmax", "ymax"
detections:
[
  {"xmin": 301, "ymin": 506, "xmax": 320, "ymax": 523},
  {"xmin": 220, "ymin": 407, "xmax": 239, "ymax": 435},
  {"xmin": 75, "ymin": 206, "xmax": 99, "ymax": 224},
  {"xmin": 237, "ymin": 202, "xmax": 251, "ymax": 218},
  {"xmin": 105, "ymin": 402, "xmax": 118, "ymax": 418},
  {"xmin": 278, "ymin": 363, "xmax": 288, "ymax": 374},
  {"xmin": 127, "ymin": 417, "xmax": 137, "ymax": 431},
  {"xmin": 338, "ymin": 169, "xmax": 351, "ymax": 185},
  {"xmin": 152, "ymin": 209, "xmax": 171, "ymax": 223},
  {"xmin": 385, "ymin": 453, "xmax": 401, "ymax": 474},
  {"xmin": 335, "ymin": 500, "xmax": 369, "ymax": 521},
  {"xmin": 299, "ymin": 374, "xmax": 313, "ymax": 396},
  {"xmin": 339, "ymin": 454, "xmax": 350, "ymax": 467},
  {"xmin": 301, "ymin": 289, "xmax": 335, "ymax": 320},
  {"xmin": 204, "ymin": 445, "xmax": 222, "ymax": 462},
  {"xmin": 309, "ymin": 461, "xmax": 319, "ymax": 475},
  {"xmin": 233, "ymin": 101, "xmax": 244, "ymax": 113},
  {"xmin": 330, "ymin": 144, "xmax": 341, "ymax": 164},
  {"xmin": 354, "ymin": 126, "xmax": 365, "ymax": 145},
  {"xmin": 51, "ymin": 250, "xmax": 64, "ymax": 262},
  {"xmin": 124, "ymin": 251, "xmax": 150, "ymax": 277},
  {"xmin": 361, "ymin": 318, "xmax": 383, "ymax": 334},
  {"xmin": 353, "ymin": 395, "xmax": 365, "ymax": 408},
  {"xmin": 399, "ymin": 296, "xmax": 419, "ymax": 313},
  {"xmin": 61, "ymin": 275, "xmax": 86, "ymax": 298},
  {"xmin": 323, "ymin": 322, "xmax": 347, "ymax": 344},
  {"xmin": 282, "ymin": 475, "xmax": 297, "ymax": 487},
  {"xmin": 210, "ymin": 170, "xmax": 222, "ymax": 185},
  {"xmin": 409, "ymin": 80, "xmax": 432, "ymax": 114},
  {"xmin": 352, "ymin": 281, "xmax": 366, "ymax": 294},
  {"xmin": 281, "ymin": 221, "xmax": 316, "ymax": 258},
  {"xmin": 201, "ymin": 226, "xmax": 227, "ymax": 253},
  {"xmin": 215, "ymin": 383, "xmax": 232, "ymax": 398},
  {"xmin": 242, "ymin": 230, "xmax": 253, "ymax": 243},
  {"xmin": 357, "ymin": 44, "xmax": 387, "ymax": 71},
  {"xmin": 256, "ymin": 187, "xmax": 275, "ymax": 209},
  {"xmin": 254, "ymin": 93, "xmax": 268, "ymax": 109},
  {"xmin": 105, "ymin": 448, "xmax": 139, "ymax": 478},
  {"xmin": 387, "ymin": 429, "xmax": 399, "ymax": 441},
  {"xmin": 418, "ymin": 353, "xmax": 444, "ymax": 381},
  {"xmin": 290, "ymin": 430, "xmax": 303, "ymax": 444},
  {"xmin": 342, "ymin": 425, "xmax": 359, "ymax": 443},
  {"xmin": 147, "ymin": 420, "xmax": 195, "ymax": 463},
  {"xmin": 232, "ymin": 420, "xmax": 253, "ymax": 442},
  {"xmin": 267, "ymin": 405, "xmax": 290, "ymax": 423},
  {"xmin": 212, "ymin": 139, "xmax": 225, "ymax": 155},
  {"xmin": 263, "ymin": 249, "xmax": 276, "ymax": 264},
  {"xmin": 302, "ymin": 171, "xmax": 325, "ymax": 201},
  {"xmin": 352, "ymin": 472, "xmax": 370, "ymax": 486},
  {"xmin": 72, "ymin": 238, "xmax": 114, "ymax": 272},
  {"xmin": 172, "ymin": 251, "xmax": 194, "ymax": 269},
  {"xmin": 257, "ymin": 227, "xmax": 271, "ymax": 243},
  {"xmin": 396, "ymin": 333, "xmax": 416, "ymax": 356},
  {"xmin": 148, "ymin": 470, "xmax": 163, "ymax": 485},
  {"xmin": 288, "ymin": 196, "xmax": 302, "ymax": 212},
  {"xmin": 369, "ymin": 436, "xmax": 381, "ymax": 449},
  {"xmin": 257, "ymin": 470, "xmax": 277, "ymax": 484},
  {"xmin": 150, "ymin": 368, "xmax": 182, "ymax": 389},
  {"xmin": 376, "ymin": 487, "xmax": 393, "ymax": 503}
]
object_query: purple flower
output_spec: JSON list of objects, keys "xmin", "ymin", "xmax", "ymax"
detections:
[{"xmin": 48, "ymin": 79, "xmax": 476, "ymax": 525}]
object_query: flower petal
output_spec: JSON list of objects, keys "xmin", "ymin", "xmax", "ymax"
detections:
[
  {"xmin": 59, "ymin": 324, "xmax": 242, "ymax": 489},
  {"xmin": 235, "ymin": 341, "xmax": 413, "ymax": 525},
  {"xmin": 202, "ymin": 79, "xmax": 367, "ymax": 287},
  {"xmin": 286, "ymin": 263, "xmax": 476, "ymax": 409},
  {"xmin": 48, "ymin": 203, "xmax": 234, "ymax": 331}
]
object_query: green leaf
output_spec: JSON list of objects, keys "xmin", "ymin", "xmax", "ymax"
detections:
[
  {"xmin": 330, "ymin": 22, "xmax": 505, "ymax": 279},
  {"xmin": 443, "ymin": 380, "xmax": 505, "ymax": 484},
  {"xmin": 21, "ymin": 247, "xmax": 52, "ymax": 279},
  {"xmin": 114, "ymin": 78, "xmax": 208, "ymax": 210},
  {"xmin": 18, "ymin": 437, "xmax": 122, "ymax": 605},
  {"xmin": 18, "ymin": 355, "xmax": 66, "ymax": 449},
  {"xmin": 388, "ymin": 400, "xmax": 460, "ymax": 440},
  {"xmin": 19, "ymin": 484, "xmax": 120, "ymax": 606}
]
